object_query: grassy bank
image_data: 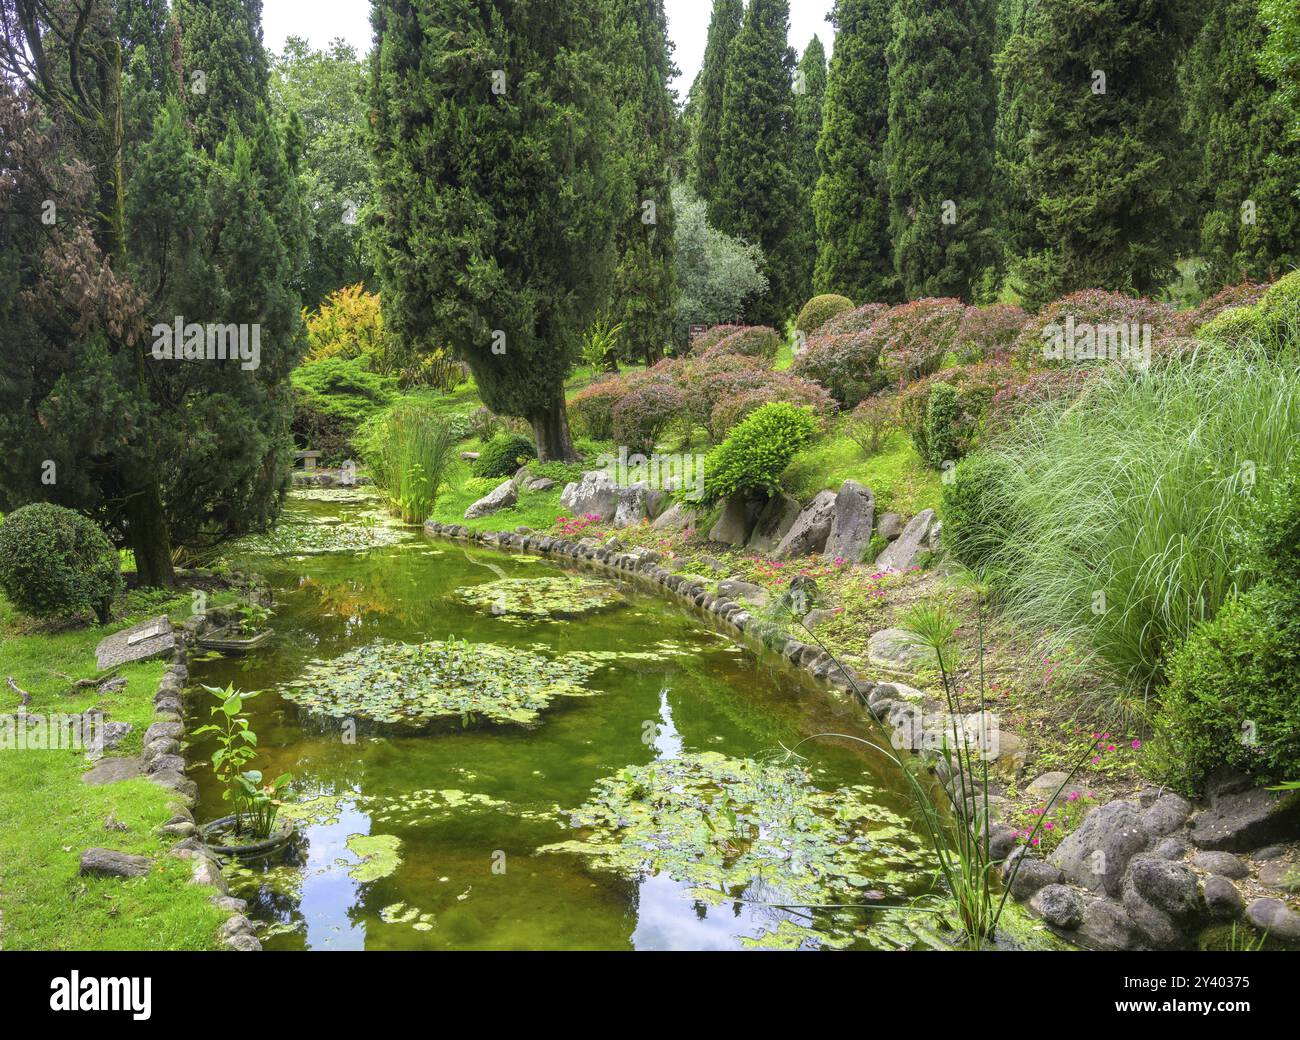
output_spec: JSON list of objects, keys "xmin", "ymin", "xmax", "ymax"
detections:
[{"xmin": 0, "ymin": 590, "xmax": 226, "ymax": 951}]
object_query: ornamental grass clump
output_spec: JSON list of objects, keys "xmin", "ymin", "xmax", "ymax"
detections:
[{"xmin": 356, "ymin": 397, "xmax": 460, "ymax": 523}]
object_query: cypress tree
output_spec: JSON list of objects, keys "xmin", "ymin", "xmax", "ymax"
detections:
[
  {"xmin": 1185, "ymin": 0, "xmax": 1300, "ymax": 290},
  {"xmin": 606, "ymin": 0, "xmax": 679, "ymax": 366},
  {"xmin": 999, "ymin": 0, "xmax": 1196, "ymax": 307},
  {"xmin": 813, "ymin": 0, "xmax": 894, "ymax": 303},
  {"xmin": 369, "ymin": 0, "xmax": 618, "ymax": 461},
  {"xmin": 688, "ymin": 0, "xmax": 743, "ymax": 204},
  {"xmin": 174, "ymin": 0, "xmax": 270, "ymax": 154},
  {"xmin": 792, "ymin": 35, "xmax": 828, "ymax": 309},
  {"xmin": 713, "ymin": 0, "xmax": 801, "ymax": 326},
  {"xmin": 885, "ymin": 0, "xmax": 998, "ymax": 301}
]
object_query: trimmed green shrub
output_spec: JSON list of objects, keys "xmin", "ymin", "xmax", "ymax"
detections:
[
  {"xmin": 701, "ymin": 402, "xmax": 820, "ymax": 503},
  {"xmin": 291, "ymin": 355, "xmax": 400, "ymax": 465},
  {"xmin": 796, "ymin": 294, "xmax": 853, "ymax": 337},
  {"xmin": 471, "ymin": 434, "xmax": 537, "ymax": 479},
  {"xmin": 1151, "ymin": 584, "xmax": 1300, "ymax": 792},
  {"xmin": 921, "ymin": 382, "xmax": 962, "ymax": 469},
  {"xmin": 941, "ymin": 453, "xmax": 1019, "ymax": 575},
  {"xmin": 1199, "ymin": 271, "xmax": 1300, "ymax": 354},
  {"xmin": 0, "ymin": 503, "xmax": 121, "ymax": 623}
]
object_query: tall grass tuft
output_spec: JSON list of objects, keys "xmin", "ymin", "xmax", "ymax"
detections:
[
  {"xmin": 356, "ymin": 398, "xmax": 459, "ymax": 523},
  {"xmin": 978, "ymin": 348, "xmax": 1300, "ymax": 697}
]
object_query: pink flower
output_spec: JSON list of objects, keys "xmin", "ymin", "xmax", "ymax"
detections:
[
  {"xmin": 1067, "ymin": 791, "xmax": 1080, "ymax": 802},
  {"xmin": 1131, "ymin": 739, "xmax": 1142, "ymax": 750}
]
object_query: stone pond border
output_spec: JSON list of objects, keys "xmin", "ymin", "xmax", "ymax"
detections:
[{"xmin": 424, "ymin": 518, "xmax": 1300, "ymax": 951}]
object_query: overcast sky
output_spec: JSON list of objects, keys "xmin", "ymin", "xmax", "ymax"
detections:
[{"xmin": 261, "ymin": 0, "xmax": 836, "ymax": 98}]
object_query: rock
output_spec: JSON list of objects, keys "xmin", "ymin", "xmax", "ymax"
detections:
[
  {"xmin": 877, "ymin": 512, "xmax": 903, "ymax": 542},
  {"xmin": 1257, "ymin": 859, "xmax": 1300, "ymax": 893},
  {"xmin": 866, "ymin": 628, "xmax": 934, "ymax": 672},
  {"xmin": 1126, "ymin": 855, "xmax": 1204, "ymax": 920},
  {"xmin": 1189, "ymin": 851, "xmax": 1248, "ymax": 879},
  {"xmin": 1152, "ymin": 838, "xmax": 1187, "ymax": 861},
  {"xmin": 190, "ymin": 854, "xmax": 228, "ymax": 894},
  {"xmin": 82, "ymin": 756, "xmax": 144, "ymax": 786},
  {"xmin": 1025, "ymin": 772, "xmax": 1070, "ymax": 798},
  {"xmin": 150, "ymin": 769, "xmax": 198, "ymax": 803},
  {"xmin": 1202, "ymin": 876, "xmax": 1244, "ymax": 920},
  {"xmin": 873, "ymin": 508, "xmax": 936, "ymax": 573},
  {"xmin": 1032, "ymin": 884, "xmax": 1085, "ymax": 929},
  {"xmin": 774, "ymin": 491, "xmax": 838, "ymax": 559},
  {"xmin": 80, "ymin": 848, "xmax": 151, "ymax": 879},
  {"xmin": 142, "ymin": 737, "xmax": 181, "ymax": 767},
  {"xmin": 211, "ymin": 896, "xmax": 248, "ymax": 913},
  {"xmin": 1076, "ymin": 897, "xmax": 1137, "ymax": 951},
  {"xmin": 651, "ymin": 501, "xmax": 697, "ymax": 532},
  {"xmin": 1050, "ymin": 800, "xmax": 1149, "ymax": 897},
  {"xmin": 525, "ymin": 477, "xmax": 557, "ymax": 493},
  {"xmin": 143, "ymin": 721, "xmax": 184, "ymax": 746},
  {"xmin": 801, "ymin": 608, "xmax": 836, "ymax": 631},
  {"xmin": 1007, "ymin": 858, "xmax": 1065, "ymax": 900},
  {"xmin": 156, "ymin": 821, "xmax": 198, "ymax": 839},
  {"xmin": 716, "ymin": 579, "xmax": 768, "ymax": 606},
  {"xmin": 1253, "ymin": 845, "xmax": 1285, "ymax": 861},
  {"xmin": 152, "ymin": 696, "xmax": 182, "ymax": 717},
  {"xmin": 224, "ymin": 933, "xmax": 262, "ymax": 952},
  {"xmin": 1246, "ymin": 897, "xmax": 1300, "ymax": 942},
  {"xmin": 698, "ymin": 556, "xmax": 729, "ymax": 575},
  {"xmin": 560, "ymin": 471, "xmax": 620, "ymax": 521},
  {"xmin": 989, "ymin": 731, "xmax": 1027, "ymax": 780},
  {"xmin": 1189, "ymin": 785, "xmax": 1300, "ymax": 852},
  {"xmin": 823, "ymin": 480, "xmax": 875, "ymax": 563},
  {"xmin": 219, "ymin": 914, "xmax": 255, "ymax": 939},
  {"xmin": 746, "ymin": 493, "xmax": 801, "ymax": 554},
  {"xmin": 98, "ymin": 721, "xmax": 133, "ymax": 753},
  {"xmin": 146, "ymin": 753, "xmax": 186, "ymax": 777},
  {"xmin": 464, "ymin": 479, "xmax": 518, "ymax": 520},
  {"xmin": 1140, "ymin": 793, "xmax": 1192, "ymax": 838},
  {"xmin": 511, "ymin": 465, "xmax": 532, "ymax": 488},
  {"xmin": 988, "ymin": 823, "xmax": 1019, "ymax": 862},
  {"xmin": 709, "ymin": 493, "xmax": 753, "ymax": 546},
  {"xmin": 614, "ymin": 483, "xmax": 652, "ymax": 528}
]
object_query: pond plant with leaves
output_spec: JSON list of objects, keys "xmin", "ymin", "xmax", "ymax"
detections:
[
  {"xmin": 280, "ymin": 638, "xmax": 600, "ymax": 728},
  {"xmin": 452, "ymin": 576, "xmax": 627, "ymax": 621}
]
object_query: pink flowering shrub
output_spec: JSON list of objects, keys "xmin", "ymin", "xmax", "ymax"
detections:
[{"xmin": 554, "ymin": 513, "xmax": 604, "ymax": 537}]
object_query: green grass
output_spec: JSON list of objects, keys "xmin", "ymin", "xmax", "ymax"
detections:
[
  {"xmin": 781, "ymin": 425, "xmax": 944, "ymax": 518},
  {"xmin": 0, "ymin": 590, "xmax": 227, "ymax": 950},
  {"xmin": 428, "ymin": 465, "xmax": 568, "ymax": 534}
]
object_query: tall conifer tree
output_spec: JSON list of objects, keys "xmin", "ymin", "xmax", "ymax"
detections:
[
  {"xmin": 688, "ymin": 0, "xmax": 743, "ymax": 206},
  {"xmin": 792, "ymin": 35, "xmax": 827, "ymax": 308}
]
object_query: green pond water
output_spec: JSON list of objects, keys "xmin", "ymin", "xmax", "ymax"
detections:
[{"xmin": 187, "ymin": 490, "xmax": 941, "ymax": 951}]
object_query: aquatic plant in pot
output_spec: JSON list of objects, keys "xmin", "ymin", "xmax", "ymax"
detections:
[{"xmin": 194, "ymin": 684, "xmax": 297, "ymax": 858}]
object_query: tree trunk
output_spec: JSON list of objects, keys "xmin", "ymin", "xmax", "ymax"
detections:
[
  {"xmin": 125, "ymin": 482, "xmax": 176, "ymax": 588},
  {"xmin": 529, "ymin": 392, "xmax": 579, "ymax": 463}
]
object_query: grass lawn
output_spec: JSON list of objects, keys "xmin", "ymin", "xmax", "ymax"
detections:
[
  {"xmin": 782, "ymin": 426, "xmax": 944, "ymax": 519},
  {"xmin": 0, "ymin": 589, "xmax": 227, "ymax": 950}
]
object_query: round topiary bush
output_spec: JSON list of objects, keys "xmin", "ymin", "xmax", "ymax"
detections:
[
  {"xmin": 471, "ymin": 434, "xmax": 537, "ymax": 479},
  {"xmin": 796, "ymin": 294, "xmax": 854, "ymax": 337},
  {"xmin": 0, "ymin": 503, "xmax": 122, "ymax": 623},
  {"xmin": 701, "ymin": 402, "xmax": 820, "ymax": 503}
]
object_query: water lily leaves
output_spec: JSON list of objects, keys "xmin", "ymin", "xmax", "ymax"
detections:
[
  {"xmin": 346, "ymin": 833, "xmax": 403, "ymax": 883},
  {"xmin": 281, "ymin": 639, "xmax": 600, "ymax": 728},
  {"xmin": 224, "ymin": 508, "xmax": 411, "ymax": 557},
  {"xmin": 452, "ymin": 577, "xmax": 626, "ymax": 621},
  {"xmin": 541, "ymin": 751, "xmax": 936, "ymax": 948}
]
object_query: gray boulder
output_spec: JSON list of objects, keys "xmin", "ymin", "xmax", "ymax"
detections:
[
  {"xmin": 1258, "ymin": 859, "xmax": 1300, "ymax": 893},
  {"xmin": 1007, "ymin": 858, "xmax": 1065, "ymax": 900},
  {"xmin": 1189, "ymin": 784, "xmax": 1300, "ymax": 852},
  {"xmin": 464, "ymin": 479, "xmax": 518, "ymax": 519},
  {"xmin": 774, "ymin": 491, "xmax": 838, "ymax": 558},
  {"xmin": 651, "ymin": 501, "xmax": 697, "ymax": 532},
  {"xmin": 1076, "ymin": 897, "xmax": 1137, "ymax": 951},
  {"xmin": 1050, "ymin": 799, "xmax": 1149, "ymax": 897},
  {"xmin": 1031, "ymin": 884, "xmax": 1085, "ymax": 929},
  {"xmin": 823, "ymin": 480, "xmax": 875, "ymax": 563},
  {"xmin": 877, "ymin": 512, "xmax": 903, "ymax": 542},
  {"xmin": 746, "ymin": 493, "xmax": 801, "ymax": 554},
  {"xmin": 80, "ymin": 847, "xmax": 151, "ymax": 879},
  {"xmin": 716, "ymin": 579, "xmax": 768, "ymax": 607},
  {"xmin": 1202, "ymin": 876, "xmax": 1244, "ymax": 920},
  {"xmin": 560, "ymin": 471, "xmax": 619, "ymax": 520},
  {"xmin": 1126, "ymin": 855, "xmax": 1204, "ymax": 920},
  {"xmin": 614, "ymin": 482, "xmax": 650, "ymax": 528},
  {"xmin": 709, "ymin": 493, "xmax": 753, "ymax": 546},
  {"xmin": 525, "ymin": 477, "xmax": 557, "ymax": 493},
  {"xmin": 1189, "ymin": 851, "xmax": 1248, "ymax": 879},
  {"xmin": 866, "ymin": 628, "xmax": 934, "ymax": 673},
  {"xmin": 1246, "ymin": 897, "xmax": 1300, "ymax": 942},
  {"xmin": 874, "ymin": 509, "xmax": 936, "ymax": 573},
  {"xmin": 1140, "ymin": 793, "xmax": 1192, "ymax": 838}
]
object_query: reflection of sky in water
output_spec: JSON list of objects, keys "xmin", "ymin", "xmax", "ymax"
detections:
[
  {"xmin": 295, "ymin": 798, "xmax": 370, "ymax": 950},
  {"xmin": 651, "ymin": 686, "xmax": 683, "ymax": 760}
]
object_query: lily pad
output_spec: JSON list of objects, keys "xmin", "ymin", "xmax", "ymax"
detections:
[
  {"xmin": 541, "ymin": 751, "xmax": 935, "ymax": 949},
  {"xmin": 222, "ymin": 508, "xmax": 411, "ymax": 557},
  {"xmin": 346, "ymin": 833, "xmax": 403, "ymax": 882},
  {"xmin": 281, "ymin": 639, "xmax": 600, "ymax": 728},
  {"xmin": 452, "ymin": 577, "xmax": 627, "ymax": 621}
]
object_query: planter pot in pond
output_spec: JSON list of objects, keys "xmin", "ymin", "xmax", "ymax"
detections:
[
  {"xmin": 201, "ymin": 815, "xmax": 298, "ymax": 859},
  {"xmin": 196, "ymin": 626, "xmax": 274, "ymax": 654}
]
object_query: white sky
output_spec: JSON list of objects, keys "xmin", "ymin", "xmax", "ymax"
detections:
[{"xmin": 261, "ymin": 0, "xmax": 836, "ymax": 98}]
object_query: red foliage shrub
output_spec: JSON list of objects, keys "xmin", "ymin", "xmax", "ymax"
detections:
[
  {"xmin": 689, "ymin": 324, "xmax": 747, "ymax": 355},
  {"xmin": 612, "ymin": 381, "xmax": 689, "ymax": 453},
  {"xmin": 817, "ymin": 303, "xmax": 889, "ymax": 336},
  {"xmin": 569, "ymin": 377, "xmax": 631, "ymax": 440},
  {"xmin": 875, "ymin": 298, "xmax": 966, "ymax": 385},
  {"xmin": 790, "ymin": 329, "xmax": 887, "ymax": 408},
  {"xmin": 708, "ymin": 373, "xmax": 836, "ymax": 439},
  {"xmin": 954, "ymin": 303, "xmax": 1028, "ymax": 362},
  {"xmin": 700, "ymin": 325, "xmax": 783, "ymax": 362},
  {"xmin": 1171, "ymin": 281, "xmax": 1272, "ymax": 337},
  {"xmin": 1014, "ymin": 290, "xmax": 1177, "ymax": 367}
]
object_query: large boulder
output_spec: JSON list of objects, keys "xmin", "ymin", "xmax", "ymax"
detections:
[
  {"xmin": 823, "ymin": 480, "xmax": 875, "ymax": 563},
  {"xmin": 651, "ymin": 501, "xmax": 697, "ymax": 532},
  {"xmin": 613, "ymin": 482, "xmax": 650, "ymax": 528},
  {"xmin": 716, "ymin": 579, "xmax": 768, "ymax": 607},
  {"xmin": 873, "ymin": 509, "xmax": 936, "ymax": 573},
  {"xmin": 774, "ymin": 491, "xmax": 837, "ymax": 558},
  {"xmin": 709, "ymin": 493, "xmax": 754, "ymax": 546},
  {"xmin": 560, "ymin": 471, "xmax": 619, "ymax": 521},
  {"xmin": 1189, "ymin": 783, "xmax": 1300, "ymax": 852},
  {"xmin": 1120, "ymin": 855, "xmax": 1206, "ymax": 949},
  {"xmin": 1246, "ymin": 897, "xmax": 1300, "ymax": 942},
  {"xmin": 80, "ymin": 847, "xmax": 151, "ymax": 879},
  {"xmin": 464, "ymin": 479, "xmax": 517, "ymax": 519},
  {"xmin": 1050, "ymin": 799, "xmax": 1149, "ymax": 897},
  {"xmin": 1031, "ymin": 884, "xmax": 1085, "ymax": 929},
  {"xmin": 746, "ymin": 493, "xmax": 801, "ymax": 554}
]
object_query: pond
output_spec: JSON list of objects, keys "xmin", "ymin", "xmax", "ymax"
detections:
[{"xmin": 187, "ymin": 490, "xmax": 940, "ymax": 951}]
